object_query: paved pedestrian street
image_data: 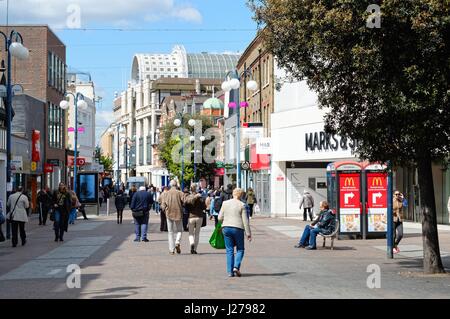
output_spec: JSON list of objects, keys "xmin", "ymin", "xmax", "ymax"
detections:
[{"xmin": 0, "ymin": 211, "xmax": 449, "ymax": 299}]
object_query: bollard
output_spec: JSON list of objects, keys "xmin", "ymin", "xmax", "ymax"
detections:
[{"xmin": 106, "ymin": 198, "xmax": 110, "ymax": 216}]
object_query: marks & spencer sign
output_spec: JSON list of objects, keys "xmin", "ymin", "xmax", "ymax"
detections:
[{"xmin": 305, "ymin": 132, "xmax": 359, "ymax": 153}]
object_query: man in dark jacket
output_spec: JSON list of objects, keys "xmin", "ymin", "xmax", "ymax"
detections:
[
  {"xmin": 130, "ymin": 186, "xmax": 153, "ymax": 242},
  {"xmin": 114, "ymin": 189, "xmax": 127, "ymax": 224},
  {"xmin": 221, "ymin": 184, "xmax": 233, "ymax": 202},
  {"xmin": 37, "ymin": 187, "xmax": 53, "ymax": 226},
  {"xmin": 295, "ymin": 201, "xmax": 336, "ymax": 250}
]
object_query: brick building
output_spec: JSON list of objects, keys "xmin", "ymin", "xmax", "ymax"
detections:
[{"xmin": 0, "ymin": 25, "xmax": 67, "ymax": 190}]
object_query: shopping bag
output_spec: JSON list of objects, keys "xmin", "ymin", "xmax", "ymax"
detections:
[{"xmin": 209, "ymin": 222, "xmax": 225, "ymax": 249}]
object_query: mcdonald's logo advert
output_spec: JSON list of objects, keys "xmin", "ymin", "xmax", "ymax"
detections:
[
  {"xmin": 339, "ymin": 174, "xmax": 360, "ymax": 208},
  {"xmin": 367, "ymin": 173, "xmax": 387, "ymax": 209}
]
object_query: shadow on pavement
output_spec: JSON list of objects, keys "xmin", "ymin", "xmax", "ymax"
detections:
[
  {"xmin": 319, "ymin": 246, "xmax": 357, "ymax": 251},
  {"xmin": 242, "ymin": 272, "xmax": 295, "ymax": 277},
  {"xmin": 395, "ymin": 255, "xmax": 450, "ymax": 271},
  {"xmin": 79, "ymin": 284, "xmax": 146, "ymax": 299}
]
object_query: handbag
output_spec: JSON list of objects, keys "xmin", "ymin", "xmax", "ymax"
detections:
[
  {"xmin": 209, "ymin": 222, "xmax": 225, "ymax": 249},
  {"xmin": 201, "ymin": 212, "xmax": 207, "ymax": 227},
  {"xmin": 132, "ymin": 210, "xmax": 145, "ymax": 218},
  {"xmin": 49, "ymin": 209, "xmax": 56, "ymax": 222}
]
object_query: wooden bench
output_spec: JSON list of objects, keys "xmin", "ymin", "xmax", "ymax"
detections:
[{"xmin": 320, "ymin": 219, "xmax": 340, "ymax": 250}]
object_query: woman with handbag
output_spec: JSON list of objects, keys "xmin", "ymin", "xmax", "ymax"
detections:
[
  {"xmin": 218, "ymin": 188, "xmax": 252, "ymax": 278},
  {"xmin": 37, "ymin": 187, "xmax": 53, "ymax": 226},
  {"xmin": 52, "ymin": 183, "xmax": 72, "ymax": 242},
  {"xmin": 6, "ymin": 186, "xmax": 29, "ymax": 248}
]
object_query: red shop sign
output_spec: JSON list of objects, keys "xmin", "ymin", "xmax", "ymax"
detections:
[
  {"xmin": 32, "ymin": 130, "xmax": 41, "ymax": 162},
  {"xmin": 44, "ymin": 164, "xmax": 54, "ymax": 173}
]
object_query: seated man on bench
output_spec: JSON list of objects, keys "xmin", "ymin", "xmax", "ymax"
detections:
[{"xmin": 294, "ymin": 200, "xmax": 336, "ymax": 250}]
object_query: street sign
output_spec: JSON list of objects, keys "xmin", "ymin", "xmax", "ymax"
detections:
[
  {"xmin": 241, "ymin": 161, "xmax": 250, "ymax": 170},
  {"xmin": 339, "ymin": 173, "xmax": 361, "ymax": 233},
  {"xmin": 11, "ymin": 156, "xmax": 23, "ymax": 171}
]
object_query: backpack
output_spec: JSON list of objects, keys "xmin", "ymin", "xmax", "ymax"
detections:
[{"xmin": 213, "ymin": 195, "xmax": 223, "ymax": 212}]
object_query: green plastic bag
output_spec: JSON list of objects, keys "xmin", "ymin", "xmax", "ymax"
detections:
[{"xmin": 209, "ymin": 222, "xmax": 226, "ymax": 249}]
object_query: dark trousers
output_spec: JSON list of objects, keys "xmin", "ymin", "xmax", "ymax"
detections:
[
  {"xmin": 11, "ymin": 221, "xmax": 26, "ymax": 246},
  {"xmin": 160, "ymin": 210, "xmax": 168, "ymax": 231},
  {"xmin": 39, "ymin": 206, "xmax": 50, "ymax": 225},
  {"xmin": 213, "ymin": 215, "xmax": 219, "ymax": 227},
  {"xmin": 394, "ymin": 221, "xmax": 404, "ymax": 247},
  {"xmin": 183, "ymin": 213, "xmax": 189, "ymax": 231},
  {"xmin": 54, "ymin": 210, "xmax": 65, "ymax": 240},
  {"xmin": 117, "ymin": 209, "xmax": 124, "ymax": 224},
  {"xmin": 248, "ymin": 204, "xmax": 254, "ymax": 218},
  {"xmin": 303, "ymin": 208, "xmax": 313, "ymax": 221}
]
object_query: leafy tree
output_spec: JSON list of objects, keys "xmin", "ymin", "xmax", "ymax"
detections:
[
  {"xmin": 250, "ymin": 0, "xmax": 450, "ymax": 273},
  {"xmin": 158, "ymin": 114, "xmax": 218, "ymax": 187},
  {"xmin": 99, "ymin": 155, "xmax": 114, "ymax": 172}
]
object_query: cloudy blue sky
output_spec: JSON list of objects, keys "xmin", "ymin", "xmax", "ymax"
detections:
[{"xmin": 1, "ymin": 0, "xmax": 258, "ymax": 142}]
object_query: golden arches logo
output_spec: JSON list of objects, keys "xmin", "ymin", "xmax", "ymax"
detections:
[
  {"xmin": 372, "ymin": 177, "xmax": 383, "ymax": 187},
  {"xmin": 344, "ymin": 178, "xmax": 355, "ymax": 187}
]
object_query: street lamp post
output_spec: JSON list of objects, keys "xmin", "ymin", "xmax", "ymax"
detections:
[
  {"xmin": 0, "ymin": 30, "xmax": 29, "ymax": 189},
  {"xmin": 222, "ymin": 70, "xmax": 258, "ymax": 188},
  {"xmin": 60, "ymin": 93, "xmax": 88, "ymax": 193},
  {"xmin": 108, "ymin": 124, "xmax": 125, "ymax": 190},
  {"xmin": 174, "ymin": 117, "xmax": 184, "ymax": 190},
  {"xmin": 120, "ymin": 136, "xmax": 133, "ymax": 182}
]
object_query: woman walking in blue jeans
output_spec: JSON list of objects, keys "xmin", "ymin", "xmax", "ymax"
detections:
[{"xmin": 218, "ymin": 188, "xmax": 252, "ymax": 277}]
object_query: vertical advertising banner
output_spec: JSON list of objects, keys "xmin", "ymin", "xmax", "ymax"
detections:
[
  {"xmin": 367, "ymin": 173, "xmax": 388, "ymax": 232},
  {"xmin": 32, "ymin": 130, "xmax": 41, "ymax": 162},
  {"xmin": 339, "ymin": 173, "xmax": 361, "ymax": 233}
]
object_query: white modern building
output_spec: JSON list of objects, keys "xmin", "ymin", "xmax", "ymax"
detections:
[
  {"xmin": 270, "ymin": 63, "xmax": 357, "ymax": 217},
  {"xmin": 66, "ymin": 75, "xmax": 97, "ymax": 165},
  {"xmin": 131, "ymin": 45, "xmax": 240, "ymax": 83}
]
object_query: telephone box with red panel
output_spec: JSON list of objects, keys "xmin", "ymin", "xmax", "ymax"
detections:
[
  {"xmin": 363, "ymin": 162, "xmax": 388, "ymax": 239},
  {"xmin": 327, "ymin": 161, "xmax": 363, "ymax": 238}
]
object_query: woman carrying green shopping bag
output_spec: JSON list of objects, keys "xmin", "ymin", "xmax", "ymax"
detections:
[{"xmin": 218, "ymin": 188, "xmax": 252, "ymax": 278}]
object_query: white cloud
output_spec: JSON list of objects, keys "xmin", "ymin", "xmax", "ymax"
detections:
[{"xmin": 6, "ymin": 0, "xmax": 202, "ymax": 27}]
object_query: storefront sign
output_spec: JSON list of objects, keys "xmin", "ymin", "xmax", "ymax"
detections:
[
  {"xmin": 367, "ymin": 173, "xmax": 388, "ymax": 232},
  {"xmin": 243, "ymin": 127, "xmax": 264, "ymax": 139},
  {"xmin": 256, "ymin": 138, "xmax": 272, "ymax": 155},
  {"xmin": 305, "ymin": 131, "xmax": 358, "ymax": 152},
  {"xmin": 339, "ymin": 173, "xmax": 361, "ymax": 233},
  {"xmin": 31, "ymin": 161, "xmax": 37, "ymax": 172},
  {"xmin": 214, "ymin": 168, "xmax": 225, "ymax": 176},
  {"xmin": 276, "ymin": 175, "xmax": 285, "ymax": 182},
  {"xmin": 44, "ymin": 164, "xmax": 54, "ymax": 173},
  {"xmin": 47, "ymin": 159, "xmax": 60, "ymax": 166},
  {"xmin": 32, "ymin": 130, "xmax": 41, "ymax": 162},
  {"xmin": 11, "ymin": 156, "xmax": 23, "ymax": 171},
  {"xmin": 68, "ymin": 156, "xmax": 87, "ymax": 167}
]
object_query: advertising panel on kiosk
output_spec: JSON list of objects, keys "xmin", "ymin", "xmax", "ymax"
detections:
[
  {"xmin": 364, "ymin": 163, "xmax": 388, "ymax": 237},
  {"xmin": 335, "ymin": 162, "xmax": 363, "ymax": 236},
  {"xmin": 77, "ymin": 172, "xmax": 99, "ymax": 204}
]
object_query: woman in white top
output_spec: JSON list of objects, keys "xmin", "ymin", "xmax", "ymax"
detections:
[{"xmin": 219, "ymin": 188, "xmax": 252, "ymax": 277}]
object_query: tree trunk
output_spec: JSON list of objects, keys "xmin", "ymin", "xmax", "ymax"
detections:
[{"xmin": 417, "ymin": 157, "xmax": 445, "ymax": 274}]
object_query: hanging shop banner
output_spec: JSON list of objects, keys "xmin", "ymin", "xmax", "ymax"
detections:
[
  {"xmin": 339, "ymin": 173, "xmax": 361, "ymax": 233},
  {"xmin": 256, "ymin": 137, "xmax": 272, "ymax": 155},
  {"xmin": 32, "ymin": 130, "xmax": 41, "ymax": 162},
  {"xmin": 367, "ymin": 173, "xmax": 388, "ymax": 232}
]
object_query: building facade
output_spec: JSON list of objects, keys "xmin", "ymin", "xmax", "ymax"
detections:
[
  {"xmin": 0, "ymin": 25, "xmax": 67, "ymax": 191},
  {"xmin": 112, "ymin": 77, "xmax": 222, "ymax": 188},
  {"xmin": 223, "ymin": 34, "xmax": 274, "ymax": 215},
  {"xmin": 65, "ymin": 75, "xmax": 97, "ymax": 187},
  {"xmin": 131, "ymin": 45, "xmax": 240, "ymax": 83}
]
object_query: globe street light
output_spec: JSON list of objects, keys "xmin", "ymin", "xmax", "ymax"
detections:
[
  {"xmin": 221, "ymin": 69, "xmax": 258, "ymax": 188},
  {"xmin": 60, "ymin": 92, "xmax": 87, "ymax": 193},
  {"xmin": 0, "ymin": 30, "xmax": 29, "ymax": 189}
]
